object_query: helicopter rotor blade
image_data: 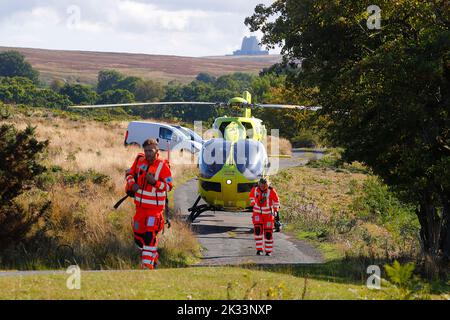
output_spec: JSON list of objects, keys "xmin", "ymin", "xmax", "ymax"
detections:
[
  {"xmin": 69, "ymin": 101, "xmax": 218, "ymax": 109},
  {"xmin": 255, "ymin": 104, "xmax": 321, "ymax": 111}
]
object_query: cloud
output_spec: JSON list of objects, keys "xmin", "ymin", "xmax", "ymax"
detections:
[{"xmin": 0, "ymin": 0, "xmax": 277, "ymax": 57}]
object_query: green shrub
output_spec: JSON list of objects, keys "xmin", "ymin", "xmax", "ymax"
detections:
[
  {"xmin": 62, "ymin": 170, "xmax": 110, "ymax": 186},
  {"xmin": 306, "ymin": 148, "xmax": 343, "ymax": 169},
  {"xmin": 0, "ymin": 77, "xmax": 71, "ymax": 109},
  {"xmin": 0, "ymin": 124, "xmax": 50, "ymax": 251},
  {"xmin": 0, "ymin": 102, "xmax": 14, "ymax": 119},
  {"xmin": 292, "ymin": 131, "xmax": 319, "ymax": 148},
  {"xmin": 384, "ymin": 261, "xmax": 430, "ymax": 300},
  {"xmin": 353, "ymin": 178, "xmax": 416, "ymax": 222},
  {"xmin": 351, "ymin": 177, "xmax": 420, "ymax": 249}
]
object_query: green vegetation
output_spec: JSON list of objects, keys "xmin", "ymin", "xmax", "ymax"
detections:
[
  {"xmin": 272, "ymin": 163, "xmax": 420, "ymax": 262},
  {"xmin": 0, "ymin": 51, "xmax": 324, "ymax": 142},
  {"xmin": 0, "ymin": 267, "xmax": 417, "ymax": 300},
  {"xmin": 97, "ymin": 70, "xmax": 164, "ymax": 103},
  {"xmin": 383, "ymin": 261, "xmax": 431, "ymax": 300},
  {"xmin": 0, "ymin": 125, "xmax": 49, "ymax": 252},
  {"xmin": 0, "ymin": 264, "xmax": 447, "ymax": 300},
  {"xmin": 0, "ymin": 77, "xmax": 71, "ymax": 109},
  {"xmin": 269, "ymin": 162, "xmax": 450, "ymax": 297},
  {"xmin": 59, "ymin": 83, "xmax": 98, "ymax": 105},
  {"xmin": 247, "ymin": 0, "xmax": 450, "ymax": 272},
  {"xmin": 0, "ymin": 51, "xmax": 39, "ymax": 84}
]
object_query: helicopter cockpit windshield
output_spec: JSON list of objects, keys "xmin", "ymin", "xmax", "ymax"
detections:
[
  {"xmin": 199, "ymin": 139, "xmax": 232, "ymax": 179},
  {"xmin": 234, "ymin": 139, "xmax": 268, "ymax": 180}
]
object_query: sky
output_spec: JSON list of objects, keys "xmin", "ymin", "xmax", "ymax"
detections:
[{"xmin": 0, "ymin": 0, "xmax": 279, "ymax": 57}]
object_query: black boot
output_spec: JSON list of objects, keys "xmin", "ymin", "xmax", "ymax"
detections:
[{"xmin": 275, "ymin": 221, "xmax": 282, "ymax": 232}]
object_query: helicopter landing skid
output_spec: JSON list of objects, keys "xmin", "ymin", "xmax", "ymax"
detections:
[{"xmin": 187, "ymin": 196, "xmax": 214, "ymax": 223}]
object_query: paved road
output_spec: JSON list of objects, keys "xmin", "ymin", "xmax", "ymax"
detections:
[{"xmin": 174, "ymin": 150, "xmax": 325, "ymax": 266}]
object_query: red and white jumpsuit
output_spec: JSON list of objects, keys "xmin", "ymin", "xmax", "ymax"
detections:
[
  {"xmin": 249, "ymin": 185, "xmax": 280, "ymax": 254},
  {"xmin": 126, "ymin": 153, "xmax": 173, "ymax": 269}
]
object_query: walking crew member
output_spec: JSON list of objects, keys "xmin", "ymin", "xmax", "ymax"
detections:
[
  {"xmin": 249, "ymin": 178, "xmax": 280, "ymax": 256},
  {"xmin": 125, "ymin": 139, "xmax": 173, "ymax": 269}
]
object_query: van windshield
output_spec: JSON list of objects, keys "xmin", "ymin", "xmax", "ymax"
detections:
[{"xmin": 173, "ymin": 126, "xmax": 202, "ymax": 143}]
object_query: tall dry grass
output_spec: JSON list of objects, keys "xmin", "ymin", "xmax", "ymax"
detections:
[
  {"xmin": 1, "ymin": 113, "xmax": 200, "ymax": 269},
  {"xmin": 266, "ymin": 135, "xmax": 292, "ymax": 156}
]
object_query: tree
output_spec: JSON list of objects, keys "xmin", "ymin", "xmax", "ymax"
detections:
[
  {"xmin": 97, "ymin": 70, "xmax": 124, "ymax": 93},
  {"xmin": 116, "ymin": 76, "xmax": 141, "ymax": 93},
  {"xmin": 98, "ymin": 89, "xmax": 135, "ymax": 104},
  {"xmin": 0, "ymin": 77, "xmax": 71, "ymax": 109},
  {"xmin": 247, "ymin": 0, "xmax": 450, "ymax": 268},
  {"xmin": 0, "ymin": 125, "xmax": 50, "ymax": 250},
  {"xmin": 196, "ymin": 73, "xmax": 216, "ymax": 84},
  {"xmin": 59, "ymin": 83, "xmax": 98, "ymax": 105},
  {"xmin": 50, "ymin": 79, "xmax": 65, "ymax": 92},
  {"xmin": 0, "ymin": 51, "xmax": 39, "ymax": 84},
  {"xmin": 134, "ymin": 79, "xmax": 164, "ymax": 102}
]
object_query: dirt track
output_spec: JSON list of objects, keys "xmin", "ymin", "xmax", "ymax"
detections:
[{"xmin": 174, "ymin": 150, "xmax": 325, "ymax": 266}]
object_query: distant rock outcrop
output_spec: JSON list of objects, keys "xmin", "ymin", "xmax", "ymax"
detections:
[{"xmin": 233, "ymin": 36, "xmax": 269, "ymax": 56}]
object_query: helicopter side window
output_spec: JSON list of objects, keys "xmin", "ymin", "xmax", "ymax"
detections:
[
  {"xmin": 159, "ymin": 127, "xmax": 173, "ymax": 140},
  {"xmin": 234, "ymin": 139, "xmax": 268, "ymax": 180},
  {"xmin": 199, "ymin": 139, "xmax": 231, "ymax": 179}
]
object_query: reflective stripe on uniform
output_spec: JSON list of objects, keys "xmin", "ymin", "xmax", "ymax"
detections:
[
  {"xmin": 142, "ymin": 251, "xmax": 157, "ymax": 258},
  {"xmin": 143, "ymin": 246, "xmax": 157, "ymax": 251},
  {"xmin": 253, "ymin": 205, "xmax": 270, "ymax": 210},
  {"xmin": 253, "ymin": 210, "xmax": 272, "ymax": 214},
  {"xmin": 142, "ymin": 259, "xmax": 154, "ymax": 265},
  {"xmin": 136, "ymin": 189, "xmax": 166, "ymax": 197},
  {"xmin": 134, "ymin": 197, "xmax": 165, "ymax": 206},
  {"xmin": 155, "ymin": 162, "xmax": 164, "ymax": 180}
]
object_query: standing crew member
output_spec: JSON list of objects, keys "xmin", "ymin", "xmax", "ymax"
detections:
[
  {"xmin": 125, "ymin": 139, "xmax": 173, "ymax": 269},
  {"xmin": 249, "ymin": 178, "xmax": 280, "ymax": 256}
]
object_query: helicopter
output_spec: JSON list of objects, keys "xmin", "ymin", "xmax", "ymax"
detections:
[{"xmin": 70, "ymin": 91, "xmax": 320, "ymax": 222}]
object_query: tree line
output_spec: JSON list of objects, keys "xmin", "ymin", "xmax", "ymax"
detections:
[{"xmin": 0, "ymin": 50, "xmax": 323, "ymax": 145}]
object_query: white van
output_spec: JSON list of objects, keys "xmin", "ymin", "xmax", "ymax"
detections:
[
  {"xmin": 124, "ymin": 121, "xmax": 202, "ymax": 153},
  {"xmin": 172, "ymin": 125, "xmax": 203, "ymax": 144}
]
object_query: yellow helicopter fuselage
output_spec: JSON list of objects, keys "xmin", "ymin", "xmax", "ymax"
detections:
[{"xmin": 197, "ymin": 96, "xmax": 269, "ymax": 211}]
